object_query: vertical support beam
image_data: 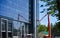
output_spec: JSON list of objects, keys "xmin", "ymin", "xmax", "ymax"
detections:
[
  {"xmin": 34, "ymin": 0, "xmax": 37, "ymax": 38},
  {"xmin": 0, "ymin": 18, "xmax": 1, "ymax": 38},
  {"xmin": 21, "ymin": 23, "xmax": 22, "ymax": 38},
  {"xmin": 48, "ymin": 14, "xmax": 51, "ymax": 38},
  {"xmin": 0, "ymin": 18, "xmax": 2, "ymax": 38},
  {"xmin": 29, "ymin": 0, "xmax": 34, "ymax": 34},
  {"xmin": 27, "ymin": 24, "xmax": 28, "ymax": 34},
  {"xmin": 6, "ymin": 20, "xmax": 8, "ymax": 38},
  {"xmin": 24, "ymin": 23, "xmax": 25, "ymax": 38},
  {"xmin": 12, "ymin": 21, "xmax": 13, "ymax": 38},
  {"xmin": 29, "ymin": 0, "xmax": 37, "ymax": 38}
]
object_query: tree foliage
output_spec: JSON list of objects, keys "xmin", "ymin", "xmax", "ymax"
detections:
[
  {"xmin": 51, "ymin": 22, "xmax": 60, "ymax": 36},
  {"xmin": 40, "ymin": 0, "xmax": 58, "ymax": 15},
  {"xmin": 37, "ymin": 24, "xmax": 48, "ymax": 33},
  {"xmin": 40, "ymin": 0, "xmax": 60, "ymax": 35},
  {"xmin": 40, "ymin": 0, "xmax": 60, "ymax": 20},
  {"xmin": 54, "ymin": 22, "xmax": 60, "ymax": 31}
]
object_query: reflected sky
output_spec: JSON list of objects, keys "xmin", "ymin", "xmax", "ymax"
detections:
[{"xmin": 0, "ymin": 0, "xmax": 29, "ymax": 22}]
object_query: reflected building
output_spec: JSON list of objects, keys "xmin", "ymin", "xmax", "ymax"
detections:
[{"xmin": 0, "ymin": 15, "xmax": 13, "ymax": 38}]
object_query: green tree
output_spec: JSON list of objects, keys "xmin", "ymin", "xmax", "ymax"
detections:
[
  {"xmin": 37, "ymin": 24, "xmax": 48, "ymax": 33},
  {"xmin": 51, "ymin": 23, "xmax": 54, "ymax": 29},
  {"xmin": 40, "ymin": 0, "xmax": 60, "ymax": 20},
  {"xmin": 40, "ymin": 0, "xmax": 57, "ymax": 15},
  {"xmin": 54, "ymin": 22, "xmax": 60, "ymax": 31},
  {"xmin": 40, "ymin": 0, "xmax": 60, "ymax": 35},
  {"xmin": 51, "ymin": 22, "xmax": 60, "ymax": 36}
]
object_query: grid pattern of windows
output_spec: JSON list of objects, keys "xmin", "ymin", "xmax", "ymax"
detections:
[
  {"xmin": 1, "ymin": 19, "xmax": 12, "ymax": 32},
  {"xmin": 0, "ymin": 18, "xmax": 13, "ymax": 38}
]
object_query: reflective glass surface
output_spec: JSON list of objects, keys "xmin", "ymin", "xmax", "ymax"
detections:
[
  {"xmin": 8, "ymin": 20, "xmax": 12, "ymax": 31},
  {"xmin": 1, "ymin": 20, "xmax": 6, "ymax": 31},
  {"xmin": 0, "ymin": 0, "xmax": 29, "ymax": 22}
]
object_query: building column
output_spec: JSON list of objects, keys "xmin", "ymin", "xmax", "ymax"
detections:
[
  {"xmin": 12, "ymin": 22, "xmax": 13, "ymax": 38},
  {"xmin": 34, "ymin": 0, "xmax": 37, "ymax": 38},
  {"xmin": 6, "ymin": 20, "xmax": 8, "ymax": 38},
  {"xmin": 29, "ymin": 0, "xmax": 34, "ymax": 34},
  {"xmin": 27, "ymin": 24, "xmax": 28, "ymax": 34},
  {"xmin": 24, "ymin": 24, "xmax": 26, "ymax": 38},
  {"xmin": 20, "ymin": 23, "xmax": 22, "ymax": 38}
]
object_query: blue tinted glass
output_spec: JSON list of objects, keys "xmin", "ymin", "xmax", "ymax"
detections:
[
  {"xmin": 2, "ymin": 20, "xmax": 6, "ymax": 31},
  {"xmin": 8, "ymin": 20, "xmax": 12, "ymax": 31},
  {"xmin": 0, "ymin": 0, "xmax": 29, "ymax": 22}
]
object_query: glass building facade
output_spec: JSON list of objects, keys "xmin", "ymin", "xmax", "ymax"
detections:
[
  {"xmin": 0, "ymin": 0, "xmax": 39, "ymax": 38},
  {"xmin": 0, "ymin": 0, "xmax": 29, "ymax": 22},
  {"xmin": 0, "ymin": 16, "xmax": 13, "ymax": 38}
]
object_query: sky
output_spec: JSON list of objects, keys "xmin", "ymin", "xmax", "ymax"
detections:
[
  {"xmin": 0, "ymin": 0, "xmax": 57, "ymax": 27},
  {"xmin": 0, "ymin": 0, "xmax": 29, "ymax": 22},
  {"xmin": 0, "ymin": 0, "xmax": 29, "ymax": 29},
  {"xmin": 39, "ymin": 1, "xmax": 57, "ymax": 26}
]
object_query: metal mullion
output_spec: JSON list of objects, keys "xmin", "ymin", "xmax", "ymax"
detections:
[
  {"xmin": 27, "ymin": 24, "xmax": 28, "ymax": 34},
  {"xmin": 34, "ymin": 0, "xmax": 37, "ymax": 38},
  {"xmin": 24, "ymin": 23, "xmax": 25, "ymax": 38},
  {"xmin": 18, "ymin": 22, "xmax": 21, "ymax": 38},
  {"xmin": 20, "ymin": 23, "xmax": 22, "ymax": 38},
  {"xmin": 6, "ymin": 19, "xmax": 8, "ymax": 38},
  {"xmin": 0, "ymin": 18, "xmax": 2, "ymax": 38},
  {"xmin": 12, "ymin": 22, "xmax": 13, "ymax": 38}
]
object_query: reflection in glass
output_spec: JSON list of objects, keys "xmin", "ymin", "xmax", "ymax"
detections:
[
  {"xmin": 13, "ymin": 21, "xmax": 29, "ymax": 38},
  {"xmin": 0, "ymin": 0, "xmax": 29, "ymax": 22},
  {"xmin": 8, "ymin": 20, "xmax": 12, "ymax": 31},
  {"xmin": 1, "ymin": 20, "xmax": 6, "ymax": 31},
  {"xmin": 13, "ymin": 21, "xmax": 20, "ymax": 37}
]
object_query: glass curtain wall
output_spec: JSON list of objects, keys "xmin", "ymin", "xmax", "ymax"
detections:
[
  {"xmin": 0, "ymin": 0, "xmax": 29, "ymax": 38},
  {"xmin": 13, "ymin": 21, "xmax": 29, "ymax": 38},
  {"xmin": 0, "ymin": 18, "xmax": 13, "ymax": 38},
  {"xmin": 1, "ymin": 18, "xmax": 7, "ymax": 38},
  {"xmin": 0, "ymin": 0, "xmax": 29, "ymax": 22}
]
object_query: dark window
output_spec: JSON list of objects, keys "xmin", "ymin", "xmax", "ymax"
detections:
[
  {"xmin": 8, "ymin": 20, "xmax": 12, "ymax": 31},
  {"xmin": 2, "ymin": 20, "xmax": 7, "ymax": 31}
]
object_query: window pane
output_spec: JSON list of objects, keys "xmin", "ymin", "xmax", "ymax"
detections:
[
  {"xmin": 1, "ymin": 20, "xmax": 7, "ymax": 31},
  {"xmin": 8, "ymin": 20, "xmax": 12, "ymax": 31}
]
